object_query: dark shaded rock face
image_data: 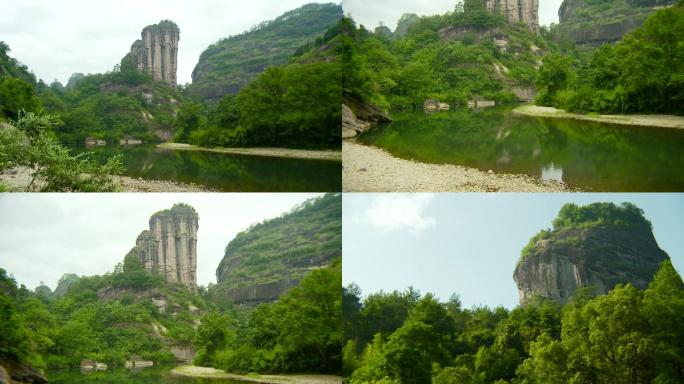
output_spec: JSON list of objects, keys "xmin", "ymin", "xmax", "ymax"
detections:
[
  {"xmin": 514, "ymin": 225, "xmax": 669, "ymax": 305},
  {"xmin": 557, "ymin": 0, "xmax": 676, "ymax": 45},
  {"xmin": 342, "ymin": 96, "xmax": 392, "ymax": 139},
  {"xmin": 126, "ymin": 204, "xmax": 198, "ymax": 289},
  {"xmin": 0, "ymin": 359, "xmax": 47, "ymax": 384}
]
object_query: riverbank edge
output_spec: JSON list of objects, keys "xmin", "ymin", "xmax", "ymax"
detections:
[
  {"xmin": 0, "ymin": 167, "xmax": 213, "ymax": 192},
  {"xmin": 513, "ymin": 105, "xmax": 684, "ymax": 129},
  {"xmin": 343, "ymin": 141, "xmax": 572, "ymax": 192},
  {"xmin": 157, "ymin": 143, "xmax": 342, "ymax": 162},
  {"xmin": 170, "ymin": 365, "xmax": 342, "ymax": 384}
]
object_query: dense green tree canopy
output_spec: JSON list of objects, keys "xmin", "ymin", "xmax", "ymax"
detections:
[{"xmin": 345, "ymin": 260, "xmax": 684, "ymax": 383}]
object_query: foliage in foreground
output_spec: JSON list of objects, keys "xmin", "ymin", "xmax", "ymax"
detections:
[
  {"xmin": 195, "ymin": 260, "xmax": 342, "ymax": 375},
  {"xmin": 344, "ymin": 260, "xmax": 684, "ymax": 383},
  {"xmin": 535, "ymin": 2, "xmax": 684, "ymax": 114},
  {"xmin": 0, "ymin": 111, "xmax": 122, "ymax": 191}
]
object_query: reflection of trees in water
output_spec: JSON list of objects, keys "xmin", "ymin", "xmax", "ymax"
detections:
[
  {"xmin": 361, "ymin": 107, "xmax": 684, "ymax": 191},
  {"xmin": 71, "ymin": 145, "xmax": 341, "ymax": 192}
]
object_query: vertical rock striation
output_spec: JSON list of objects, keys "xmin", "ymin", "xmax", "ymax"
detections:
[
  {"xmin": 514, "ymin": 219, "xmax": 669, "ymax": 306},
  {"xmin": 128, "ymin": 20, "xmax": 179, "ymax": 86},
  {"xmin": 127, "ymin": 203, "xmax": 198, "ymax": 289},
  {"xmin": 484, "ymin": 0, "xmax": 539, "ymax": 30}
]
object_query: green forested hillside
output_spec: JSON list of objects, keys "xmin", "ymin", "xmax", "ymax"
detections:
[
  {"xmin": 0, "ymin": 261, "xmax": 208, "ymax": 374},
  {"xmin": 188, "ymin": 2, "xmax": 343, "ymax": 100},
  {"xmin": 176, "ymin": 19, "xmax": 343, "ymax": 150},
  {"xmin": 196, "ymin": 260, "xmax": 342, "ymax": 375},
  {"xmin": 344, "ymin": 0, "xmax": 547, "ymax": 112},
  {"xmin": 536, "ymin": 2, "xmax": 684, "ymax": 114},
  {"xmin": 210, "ymin": 193, "xmax": 341, "ymax": 307},
  {"xmin": 47, "ymin": 62, "xmax": 183, "ymax": 144},
  {"xmin": 0, "ymin": 42, "xmax": 41, "ymax": 120}
]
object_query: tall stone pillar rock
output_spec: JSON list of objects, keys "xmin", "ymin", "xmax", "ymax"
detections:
[
  {"xmin": 127, "ymin": 20, "xmax": 179, "ymax": 86},
  {"xmin": 484, "ymin": 0, "xmax": 539, "ymax": 30},
  {"xmin": 126, "ymin": 203, "xmax": 198, "ymax": 289}
]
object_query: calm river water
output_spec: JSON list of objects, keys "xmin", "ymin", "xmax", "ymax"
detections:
[
  {"xmin": 71, "ymin": 144, "xmax": 341, "ymax": 192},
  {"xmin": 359, "ymin": 106, "xmax": 684, "ymax": 191}
]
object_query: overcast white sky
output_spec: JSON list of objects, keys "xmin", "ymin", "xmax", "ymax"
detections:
[
  {"xmin": 344, "ymin": 194, "xmax": 684, "ymax": 309},
  {"xmin": 342, "ymin": 0, "xmax": 564, "ymax": 31},
  {"xmin": 0, "ymin": 0, "xmax": 337, "ymax": 85},
  {"xmin": 0, "ymin": 193, "xmax": 321, "ymax": 290}
]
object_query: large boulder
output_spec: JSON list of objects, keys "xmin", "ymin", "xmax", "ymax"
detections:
[{"xmin": 341, "ymin": 96, "xmax": 392, "ymax": 139}]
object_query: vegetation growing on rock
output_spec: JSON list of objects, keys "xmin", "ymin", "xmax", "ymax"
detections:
[{"xmin": 211, "ymin": 193, "xmax": 342, "ymax": 307}]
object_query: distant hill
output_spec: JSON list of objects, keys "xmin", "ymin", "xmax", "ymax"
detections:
[
  {"xmin": 187, "ymin": 3, "xmax": 342, "ymax": 101},
  {"xmin": 210, "ymin": 193, "xmax": 341, "ymax": 307}
]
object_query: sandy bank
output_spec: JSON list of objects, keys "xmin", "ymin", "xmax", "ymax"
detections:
[
  {"xmin": 343, "ymin": 141, "xmax": 570, "ymax": 192},
  {"xmin": 170, "ymin": 365, "xmax": 342, "ymax": 384},
  {"xmin": 0, "ymin": 167, "xmax": 211, "ymax": 192},
  {"xmin": 513, "ymin": 105, "xmax": 684, "ymax": 129},
  {"xmin": 157, "ymin": 143, "xmax": 342, "ymax": 161}
]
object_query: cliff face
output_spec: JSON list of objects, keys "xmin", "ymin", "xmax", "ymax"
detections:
[
  {"xmin": 212, "ymin": 194, "xmax": 341, "ymax": 306},
  {"xmin": 127, "ymin": 204, "xmax": 198, "ymax": 289},
  {"xmin": 557, "ymin": 0, "xmax": 676, "ymax": 45},
  {"xmin": 514, "ymin": 224, "xmax": 669, "ymax": 305},
  {"xmin": 485, "ymin": 0, "xmax": 539, "ymax": 30},
  {"xmin": 188, "ymin": 3, "xmax": 342, "ymax": 100},
  {"xmin": 128, "ymin": 20, "xmax": 179, "ymax": 86}
]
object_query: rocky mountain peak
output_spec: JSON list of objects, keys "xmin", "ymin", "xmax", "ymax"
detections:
[
  {"xmin": 484, "ymin": 0, "xmax": 539, "ymax": 30},
  {"xmin": 127, "ymin": 20, "xmax": 180, "ymax": 86},
  {"xmin": 514, "ymin": 202, "xmax": 669, "ymax": 305},
  {"xmin": 126, "ymin": 203, "xmax": 198, "ymax": 290}
]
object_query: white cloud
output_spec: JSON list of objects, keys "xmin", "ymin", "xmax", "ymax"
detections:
[{"xmin": 365, "ymin": 194, "xmax": 436, "ymax": 234}]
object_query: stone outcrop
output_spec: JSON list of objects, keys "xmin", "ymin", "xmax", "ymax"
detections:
[
  {"xmin": 557, "ymin": 0, "xmax": 676, "ymax": 45},
  {"xmin": 424, "ymin": 99, "xmax": 451, "ymax": 112},
  {"xmin": 514, "ymin": 224, "xmax": 669, "ymax": 305},
  {"xmin": 126, "ymin": 204, "xmax": 198, "ymax": 289},
  {"xmin": 342, "ymin": 96, "xmax": 392, "ymax": 139},
  {"xmin": 484, "ymin": 0, "xmax": 539, "ymax": 30},
  {"xmin": 0, "ymin": 359, "xmax": 47, "ymax": 384},
  {"xmin": 126, "ymin": 20, "xmax": 179, "ymax": 86},
  {"xmin": 80, "ymin": 360, "xmax": 107, "ymax": 373}
]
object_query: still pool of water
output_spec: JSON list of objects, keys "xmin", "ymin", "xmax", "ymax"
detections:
[
  {"xmin": 70, "ymin": 145, "xmax": 341, "ymax": 192},
  {"xmin": 48, "ymin": 367, "xmax": 243, "ymax": 383},
  {"xmin": 358, "ymin": 106, "xmax": 684, "ymax": 191}
]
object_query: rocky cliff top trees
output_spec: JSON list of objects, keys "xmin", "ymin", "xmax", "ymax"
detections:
[{"xmin": 515, "ymin": 202, "xmax": 668, "ymax": 305}]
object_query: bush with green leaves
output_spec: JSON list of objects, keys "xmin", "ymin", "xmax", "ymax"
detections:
[{"xmin": 0, "ymin": 111, "xmax": 123, "ymax": 191}]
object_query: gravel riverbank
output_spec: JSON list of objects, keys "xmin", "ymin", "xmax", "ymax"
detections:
[
  {"xmin": 170, "ymin": 365, "xmax": 342, "ymax": 384},
  {"xmin": 343, "ymin": 141, "xmax": 570, "ymax": 192},
  {"xmin": 513, "ymin": 105, "xmax": 684, "ymax": 129},
  {"xmin": 157, "ymin": 143, "xmax": 342, "ymax": 161},
  {"xmin": 0, "ymin": 167, "xmax": 212, "ymax": 192}
]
